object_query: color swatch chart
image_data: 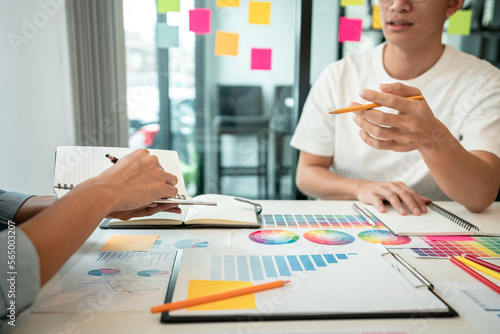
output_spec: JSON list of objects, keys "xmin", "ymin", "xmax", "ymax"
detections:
[
  {"xmin": 261, "ymin": 214, "xmax": 385, "ymax": 229},
  {"xmin": 408, "ymin": 236, "xmax": 500, "ymax": 258},
  {"xmin": 209, "ymin": 253, "xmax": 356, "ymax": 281}
]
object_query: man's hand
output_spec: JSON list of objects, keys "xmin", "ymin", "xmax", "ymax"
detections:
[
  {"xmin": 355, "ymin": 180, "xmax": 430, "ymax": 215},
  {"xmin": 352, "ymin": 83, "xmax": 447, "ymax": 153}
]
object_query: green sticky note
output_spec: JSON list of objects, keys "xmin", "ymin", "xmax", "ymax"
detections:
[
  {"xmin": 157, "ymin": 0, "xmax": 180, "ymax": 13},
  {"xmin": 448, "ymin": 10, "xmax": 472, "ymax": 35},
  {"xmin": 341, "ymin": 0, "xmax": 363, "ymax": 6}
]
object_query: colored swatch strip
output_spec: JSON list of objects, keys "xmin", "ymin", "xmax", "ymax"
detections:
[
  {"xmin": 262, "ymin": 214, "xmax": 385, "ymax": 229},
  {"xmin": 410, "ymin": 237, "xmax": 500, "ymax": 258},
  {"xmin": 210, "ymin": 253, "xmax": 356, "ymax": 281},
  {"xmin": 96, "ymin": 251, "xmax": 169, "ymax": 265}
]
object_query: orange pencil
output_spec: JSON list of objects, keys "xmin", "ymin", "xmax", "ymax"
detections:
[
  {"xmin": 449, "ymin": 256, "xmax": 500, "ymax": 295},
  {"xmin": 151, "ymin": 280, "xmax": 290, "ymax": 314},
  {"xmin": 329, "ymin": 95, "xmax": 424, "ymax": 114}
]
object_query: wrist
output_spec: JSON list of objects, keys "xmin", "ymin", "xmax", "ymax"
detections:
[{"xmin": 418, "ymin": 121, "xmax": 456, "ymax": 157}]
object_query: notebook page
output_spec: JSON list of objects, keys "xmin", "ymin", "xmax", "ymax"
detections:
[
  {"xmin": 364, "ymin": 204, "xmax": 470, "ymax": 236},
  {"xmin": 54, "ymin": 146, "xmax": 187, "ymax": 197}
]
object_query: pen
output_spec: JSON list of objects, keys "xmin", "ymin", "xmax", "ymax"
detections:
[
  {"xmin": 329, "ymin": 95, "xmax": 424, "ymax": 115},
  {"xmin": 105, "ymin": 154, "xmax": 118, "ymax": 164},
  {"xmin": 352, "ymin": 203, "xmax": 376, "ymax": 227},
  {"xmin": 151, "ymin": 280, "xmax": 290, "ymax": 314},
  {"xmin": 449, "ymin": 256, "xmax": 500, "ymax": 295},
  {"xmin": 462, "ymin": 254, "xmax": 500, "ymax": 274}
]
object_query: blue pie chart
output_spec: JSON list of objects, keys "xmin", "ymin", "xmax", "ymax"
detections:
[{"xmin": 174, "ymin": 238, "xmax": 209, "ymax": 249}]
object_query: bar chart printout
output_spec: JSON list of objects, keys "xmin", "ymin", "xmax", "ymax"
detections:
[{"xmin": 209, "ymin": 253, "xmax": 357, "ymax": 281}]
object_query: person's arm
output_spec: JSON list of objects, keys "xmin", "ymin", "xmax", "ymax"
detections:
[
  {"xmin": 353, "ymin": 83, "xmax": 500, "ymax": 212},
  {"xmin": 296, "ymin": 151, "xmax": 429, "ymax": 215},
  {"xmin": 19, "ymin": 149, "xmax": 180, "ymax": 286},
  {"xmin": 13, "ymin": 196, "xmax": 57, "ymax": 224}
]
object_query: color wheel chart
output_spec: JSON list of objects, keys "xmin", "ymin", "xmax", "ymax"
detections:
[
  {"xmin": 209, "ymin": 253, "xmax": 357, "ymax": 281},
  {"xmin": 303, "ymin": 230, "xmax": 355, "ymax": 245},
  {"xmin": 408, "ymin": 236, "xmax": 500, "ymax": 258},
  {"xmin": 357, "ymin": 230, "xmax": 412, "ymax": 246},
  {"xmin": 249, "ymin": 230, "xmax": 299, "ymax": 245},
  {"xmin": 261, "ymin": 214, "xmax": 385, "ymax": 229}
]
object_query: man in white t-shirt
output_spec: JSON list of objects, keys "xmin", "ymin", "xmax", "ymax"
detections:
[{"xmin": 290, "ymin": 0, "xmax": 500, "ymax": 215}]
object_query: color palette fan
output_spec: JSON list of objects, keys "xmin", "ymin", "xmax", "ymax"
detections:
[
  {"xmin": 249, "ymin": 230, "xmax": 299, "ymax": 245},
  {"xmin": 408, "ymin": 236, "xmax": 500, "ymax": 258},
  {"xmin": 357, "ymin": 230, "xmax": 412, "ymax": 246},
  {"xmin": 303, "ymin": 229, "xmax": 355, "ymax": 246}
]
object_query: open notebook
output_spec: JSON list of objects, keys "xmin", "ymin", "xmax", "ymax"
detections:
[
  {"xmin": 364, "ymin": 201, "xmax": 500, "ymax": 236},
  {"xmin": 100, "ymin": 194, "xmax": 261, "ymax": 229},
  {"xmin": 53, "ymin": 146, "xmax": 211, "ymax": 205}
]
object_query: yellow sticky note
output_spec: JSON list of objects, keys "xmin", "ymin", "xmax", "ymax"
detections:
[
  {"xmin": 186, "ymin": 280, "xmax": 257, "ymax": 311},
  {"xmin": 99, "ymin": 235, "xmax": 159, "ymax": 252},
  {"xmin": 341, "ymin": 0, "xmax": 363, "ymax": 6},
  {"xmin": 217, "ymin": 0, "xmax": 239, "ymax": 7},
  {"xmin": 372, "ymin": 5, "xmax": 381, "ymax": 29},
  {"xmin": 215, "ymin": 31, "xmax": 239, "ymax": 56},
  {"xmin": 157, "ymin": 0, "xmax": 180, "ymax": 13},
  {"xmin": 249, "ymin": 1, "xmax": 271, "ymax": 25},
  {"xmin": 448, "ymin": 10, "xmax": 472, "ymax": 35}
]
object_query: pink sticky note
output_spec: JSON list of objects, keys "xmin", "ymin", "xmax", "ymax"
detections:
[
  {"xmin": 426, "ymin": 236, "xmax": 475, "ymax": 242},
  {"xmin": 189, "ymin": 8, "xmax": 211, "ymax": 34},
  {"xmin": 338, "ymin": 17, "xmax": 362, "ymax": 42},
  {"xmin": 251, "ymin": 48, "xmax": 272, "ymax": 70}
]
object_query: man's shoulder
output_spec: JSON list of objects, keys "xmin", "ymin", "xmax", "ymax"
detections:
[{"xmin": 444, "ymin": 45, "xmax": 499, "ymax": 75}]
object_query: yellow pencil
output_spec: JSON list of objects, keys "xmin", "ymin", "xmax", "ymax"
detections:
[
  {"xmin": 151, "ymin": 280, "xmax": 290, "ymax": 314},
  {"xmin": 329, "ymin": 95, "xmax": 424, "ymax": 114},
  {"xmin": 455, "ymin": 256, "xmax": 500, "ymax": 281}
]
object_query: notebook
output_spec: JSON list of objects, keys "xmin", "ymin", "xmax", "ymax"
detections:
[
  {"xmin": 53, "ymin": 146, "xmax": 211, "ymax": 205},
  {"xmin": 363, "ymin": 201, "xmax": 500, "ymax": 236},
  {"xmin": 100, "ymin": 194, "xmax": 261, "ymax": 229}
]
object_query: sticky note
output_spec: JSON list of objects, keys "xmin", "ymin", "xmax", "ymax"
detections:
[
  {"xmin": 189, "ymin": 8, "xmax": 211, "ymax": 34},
  {"xmin": 341, "ymin": 0, "xmax": 363, "ymax": 6},
  {"xmin": 215, "ymin": 31, "xmax": 239, "ymax": 56},
  {"xmin": 249, "ymin": 1, "xmax": 271, "ymax": 25},
  {"xmin": 338, "ymin": 17, "xmax": 363, "ymax": 42},
  {"xmin": 157, "ymin": 0, "xmax": 180, "ymax": 13},
  {"xmin": 157, "ymin": 23, "xmax": 179, "ymax": 48},
  {"xmin": 372, "ymin": 5, "xmax": 381, "ymax": 29},
  {"xmin": 251, "ymin": 48, "xmax": 272, "ymax": 70},
  {"xmin": 447, "ymin": 10, "xmax": 472, "ymax": 35},
  {"xmin": 186, "ymin": 280, "xmax": 257, "ymax": 311},
  {"xmin": 217, "ymin": 0, "xmax": 239, "ymax": 7},
  {"xmin": 99, "ymin": 235, "xmax": 159, "ymax": 252}
]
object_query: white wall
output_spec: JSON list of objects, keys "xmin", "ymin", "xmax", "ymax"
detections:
[{"xmin": 0, "ymin": 0, "xmax": 74, "ymax": 195}]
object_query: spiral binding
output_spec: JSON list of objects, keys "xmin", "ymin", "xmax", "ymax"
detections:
[
  {"xmin": 54, "ymin": 183, "xmax": 74, "ymax": 190},
  {"xmin": 173, "ymin": 194, "xmax": 186, "ymax": 200},
  {"xmin": 427, "ymin": 202, "xmax": 479, "ymax": 231}
]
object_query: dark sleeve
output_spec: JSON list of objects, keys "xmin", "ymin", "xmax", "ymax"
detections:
[{"xmin": 0, "ymin": 190, "xmax": 34, "ymax": 230}]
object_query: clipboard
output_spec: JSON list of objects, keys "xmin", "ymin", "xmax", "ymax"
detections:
[{"xmin": 159, "ymin": 246, "xmax": 457, "ymax": 323}]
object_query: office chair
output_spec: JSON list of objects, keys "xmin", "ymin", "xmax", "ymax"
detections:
[
  {"xmin": 213, "ymin": 85, "xmax": 269, "ymax": 198},
  {"xmin": 270, "ymin": 85, "xmax": 294, "ymax": 199}
]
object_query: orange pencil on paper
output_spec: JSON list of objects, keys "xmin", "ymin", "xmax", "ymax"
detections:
[
  {"xmin": 151, "ymin": 280, "xmax": 290, "ymax": 314},
  {"xmin": 449, "ymin": 256, "xmax": 500, "ymax": 295},
  {"xmin": 329, "ymin": 95, "xmax": 424, "ymax": 114}
]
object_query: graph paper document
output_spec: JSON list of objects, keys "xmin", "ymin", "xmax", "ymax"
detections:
[{"xmin": 160, "ymin": 246, "xmax": 456, "ymax": 323}]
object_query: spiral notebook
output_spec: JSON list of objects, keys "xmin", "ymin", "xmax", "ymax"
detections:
[{"xmin": 363, "ymin": 201, "xmax": 500, "ymax": 236}]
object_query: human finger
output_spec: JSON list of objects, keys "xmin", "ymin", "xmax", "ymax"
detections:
[
  {"xmin": 389, "ymin": 182, "xmax": 424, "ymax": 215},
  {"xmin": 379, "ymin": 82, "xmax": 422, "ymax": 98},
  {"xmin": 359, "ymin": 89, "xmax": 424, "ymax": 113}
]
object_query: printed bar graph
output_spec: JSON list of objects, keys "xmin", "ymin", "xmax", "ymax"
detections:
[
  {"xmin": 210, "ymin": 254, "xmax": 356, "ymax": 281},
  {"xmin": 97, "ymin": 251, "xmax": 169, "ymax": 266},
  {"xmin": 261, "ymin": 214, "xmax": 385, "ymax": 229}
]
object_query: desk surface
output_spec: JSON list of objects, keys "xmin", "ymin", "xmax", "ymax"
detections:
[{"xmin": 13, "ymin": 201, "xmax": 500, "ymax": 334}]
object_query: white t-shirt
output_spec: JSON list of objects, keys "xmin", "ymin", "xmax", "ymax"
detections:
[{"xmin": 290, "ymin": 43, "xmax": 500, "ymax": 200}]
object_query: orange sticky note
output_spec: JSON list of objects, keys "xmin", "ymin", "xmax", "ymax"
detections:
[
  {"xmin": 249, "ymin": 1, "xmax": 271, "ymax": 25},
  {"xmin": 215, "ymin": 31, "xmax": 239, "ymax": 56},
  {"xmin": 99, "ymin": 235, "xmax": 159, "ymax": 252},
  {"xmin": 372, "ymin": 5, "xmax": 381, "ymax": 29},
  {"xmin": 217, "ymin": 0, "xmax": 239, "ymax": 7},
  {"xmin": 186, "ymin": 280, "xmax": 257, "ymax": 311}
]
